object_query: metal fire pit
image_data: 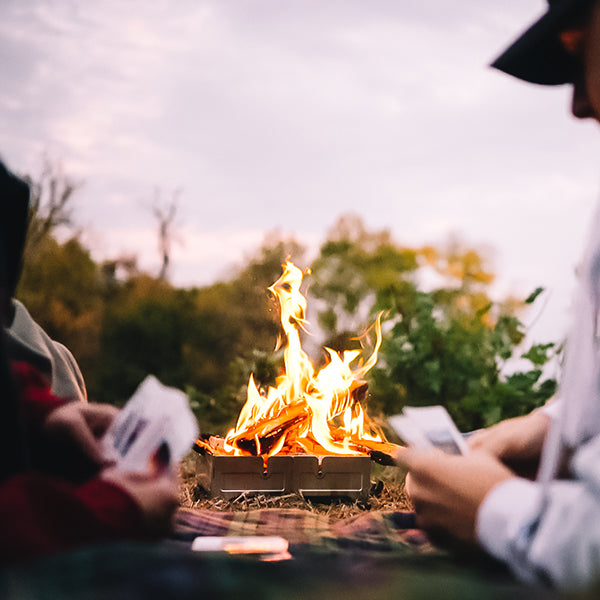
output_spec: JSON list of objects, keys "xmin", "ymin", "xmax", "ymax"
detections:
[{"xmin": 194, "ymin": 446, "xmax": 371, "ymax": 501}]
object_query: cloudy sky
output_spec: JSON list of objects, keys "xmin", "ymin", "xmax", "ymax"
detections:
[{"xmin": 1, "ymin": 0, "xmax": 599, "ymax": 347}]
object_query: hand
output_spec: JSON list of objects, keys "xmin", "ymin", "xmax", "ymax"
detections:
[
  {"xmin": 394, "ymin": 447, "xmax": 515, "ymax": 543},
  {"xmin": 467, "ymin": 411, "xmax": 551, "ymax": 477},
  {"xmin": 101, "ymin": 468, "xmax": 180, "ymax": 536},
  {"xmin": 44, "ymin": 402, "xmax": 119, "ymax": 466}
]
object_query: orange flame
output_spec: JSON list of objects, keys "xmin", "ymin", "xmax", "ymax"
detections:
[{"xmin": 205, "ymin": 261, "xmax": 389, "ymax": 458}]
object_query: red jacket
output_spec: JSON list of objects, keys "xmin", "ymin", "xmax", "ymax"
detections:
[{"xmin": 0, "ymin": 362, "xmax": 145, "ymax": 564}]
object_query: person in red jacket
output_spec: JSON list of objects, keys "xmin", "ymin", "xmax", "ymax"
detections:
[{"xmin": 0, "ymin": 160, "xmax": 179, "ymax": 565}]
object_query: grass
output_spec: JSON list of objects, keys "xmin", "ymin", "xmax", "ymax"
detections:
[{"xmin": 178, "ymin": 453, "xmax": 413, "ymax": 521}]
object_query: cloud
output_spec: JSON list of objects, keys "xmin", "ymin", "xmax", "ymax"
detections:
[{"xmin": 1, "ymin": 0, "xmax": 598, "ymax": 346}]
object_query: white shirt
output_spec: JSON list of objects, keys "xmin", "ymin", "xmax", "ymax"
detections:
[{"xmin": 477, "ymin": 202, "xmax": 600, "ymax": 590}]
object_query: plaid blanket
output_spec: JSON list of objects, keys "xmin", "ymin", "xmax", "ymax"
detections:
[
  {"xmin": 1, "ymin": 509, "xmax": 569, "ymax": 600},
  {"xmin": 174, "ymin": 507, "xmax": 439, "ymax": 555}
]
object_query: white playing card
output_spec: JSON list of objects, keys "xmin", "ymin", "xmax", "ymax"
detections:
[
  {"xmin": 389, "ymin": 405, "xmax": 468, "ymax": 455},
  {"xmin": 102, "ymin": 375, "xmax": 199, "ymax": 472}
]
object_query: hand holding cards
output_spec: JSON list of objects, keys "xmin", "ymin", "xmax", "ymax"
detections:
[
  {"xmin": 102, "ymin": 375, "xmax": 199, "ymax": 474},
  {"xmin": 388, "ymin": 405, "xmax": 469, "ymax": 455}
]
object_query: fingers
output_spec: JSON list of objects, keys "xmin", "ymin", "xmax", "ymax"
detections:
[
  {"xmin": 392, "ymin": 445, "xmax": 447, "ymax": 471},
  {"xmin": 68, "ymin": 414, "xmax": 107, "ymax": 465},
  {"xmin": 391, "ymin": 445, "xmax": 417, "ymax": 468},
  {"xmin": 45, "ymin": 403, "xmax": 112, "ymax": 465},
  {"xmin": 466, "ymin": 428, "xmax": 492, "ymax": 451},
  {"xmin": 101, "ymin": 468, "xmax": 180, "ymax": 535},
  {"xmin": 400, "ymin": 451, "xmax": 516, "ymax": 542},
  {"xmin": 81, "ymin": 403, "xmax": 120, "ymax": 436}
]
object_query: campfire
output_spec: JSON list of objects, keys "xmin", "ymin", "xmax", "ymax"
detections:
[{"xmin": 194, "ymin": 261, "xmax": 400, "ymax": 499}]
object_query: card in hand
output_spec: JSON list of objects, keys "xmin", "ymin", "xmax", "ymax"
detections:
[
  {"xmin": 102, "ymin": 375, "xmax": 199, "ymax": 473},
  {"xmin": 388, "ymin": 405, "xmax": 468, "ymax": 455}
]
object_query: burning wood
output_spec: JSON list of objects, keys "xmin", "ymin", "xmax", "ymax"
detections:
[
  {"xmin": 228, "ymin": 401, "xmax": 308, "ymax": 455},
  {"xmin": 197, "ymin": 262, "xmax": 401, "ymax": 463}
]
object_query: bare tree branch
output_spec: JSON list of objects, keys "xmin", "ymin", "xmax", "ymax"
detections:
[
  {"xmin": 21, "ymin": 156, "xmax": 81, "ymax": 250},
  {"xmin": 152, "ymin": 188, "xmax": 182, "ymax": 281}
]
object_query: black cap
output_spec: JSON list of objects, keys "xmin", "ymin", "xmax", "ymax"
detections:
[{"xmin": 491, "ymin": 0, "xmax": 594, "ymax": 85}]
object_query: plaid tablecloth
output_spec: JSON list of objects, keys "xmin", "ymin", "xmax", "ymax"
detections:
[
  {"xmin": 0, "ymin": 508, "xmax": 577, "ymax": 600},
  {"xmin": 173, "ymin": 507, "xmax": 433, "ymax": 555}
]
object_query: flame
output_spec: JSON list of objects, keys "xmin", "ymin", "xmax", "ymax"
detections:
[{"xmin": 208, "ymin": 261, "xmax": 389, "ymax": 458}]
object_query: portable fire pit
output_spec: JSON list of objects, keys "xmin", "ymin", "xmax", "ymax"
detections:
[
  {"xmin": 192, "ymin": 262, "xmax": 400, "ymax": 502},
  {"xmin": 194, "ymin": 443, "xmax": 372, "ymax": 500}
]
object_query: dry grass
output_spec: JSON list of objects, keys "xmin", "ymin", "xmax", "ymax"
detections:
[{"xmin": 178, "ymin": 453, "xmax": 413, "ymax": 521}]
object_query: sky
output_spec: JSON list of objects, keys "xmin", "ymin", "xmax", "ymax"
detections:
[{"xmin": 1, "ymin": 0, "xmax": 600, "ymax": 349}]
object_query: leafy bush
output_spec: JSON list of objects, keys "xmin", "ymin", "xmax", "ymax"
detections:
[{"xmin": 16, "ymin": 177, "xmax": 558, "ymax": 434}]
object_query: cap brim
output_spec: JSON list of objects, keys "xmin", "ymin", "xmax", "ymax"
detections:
[{"xmin": 491, "ymin": 2, "xmax": 584, "ymax": 86}]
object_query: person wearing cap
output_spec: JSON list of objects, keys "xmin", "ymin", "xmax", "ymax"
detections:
[{"xmin": 394, "ymin": 0, "xmax": 600, "ymax": 591}]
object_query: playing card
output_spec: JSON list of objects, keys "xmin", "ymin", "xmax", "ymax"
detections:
[
  {"xmin": 102, "ymin": 375, "xmax": 199, "ymax": 472},
  {"xmin": 389, "ymin": 405, "xmax": 468, "ymax": 455}
]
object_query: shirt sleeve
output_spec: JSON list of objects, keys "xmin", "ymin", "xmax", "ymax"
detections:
[
  {"xmin": 537, "ymin": 396, "xmax": 562, "ymax": 421},
  {"xmin": 12, "ymin": 361, "xmax": 66, "ymax": 425},
  {"xmin": 11, "ymin": 361, "xmax": 95, "ymax": 482},
  {"xmin": 0, "ymin": 473, "xmax": 145, "ymax": 565},
  {"xmin": 476, "ymin": 434, "xmax": 600, "ymax": 591}
]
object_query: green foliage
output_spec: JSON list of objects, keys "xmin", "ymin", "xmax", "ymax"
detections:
[
  {"xmin": 15, "ymin": 175, "xmax": 558, "ymax": 436},
  {"xmin": 310, "ymin": 214, "xmax": 418, "ymax": 338},
  {"xmin": 525, "ymin": 287, "xmax": 545, "ymax": 304},
  {"xmin": 91, "ymin": 237, "xmax": 302, "ymax": 415},
  {"xmin": 93, "ymin": 277, "xmax": 190, "ymax": 403},
  {"xmin": 311, "ymin": 217, "xmax": 558, "ymax": 432},
  {"xmin": 187, "ymin": 349, "xmax": 282, "ymax": 435},
  {"xmin": 17, "ymin": 234, "xmax": 104, "ymax": 379},
  {"xmin": 521, "ymin": 342, "xmax": 555, "ymax": 366}
]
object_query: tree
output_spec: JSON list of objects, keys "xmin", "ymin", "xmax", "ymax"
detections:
[
  {"xmin": 92, "ymin": 275, "xmax": 198, "ymax": 404},
  {"xmin": 310, "ymin": 214, "xmax": 418, "ymax": 340},
  {"xmin": 309, "ymin": 215, "xmax": 557, "ymax": 432},
  {"xmin": 151, "ymin": 188, "xmax": 182, "ymax": 282},
  {"xmin": 20, "ymin": 157, "xmax": 80, "ymax": 255},
  {"xmin": 13, "ymin": 159, "xmax": 558, "ymax": 435},
  {"xmin": 16, "ymin": 234, "xmax": 105, "ymax": 383},
  {"xmin": 91, "ymin": 236, "xmax": 306, "ymax": 413},
  {"xmin": 184, "ymin": 236, "xmax": 308, "ymax": 433}
]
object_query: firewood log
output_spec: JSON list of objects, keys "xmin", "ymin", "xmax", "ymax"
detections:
[{"xmin": 229, "ymin": 401, "xmax": 309, "ymax": 455}]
